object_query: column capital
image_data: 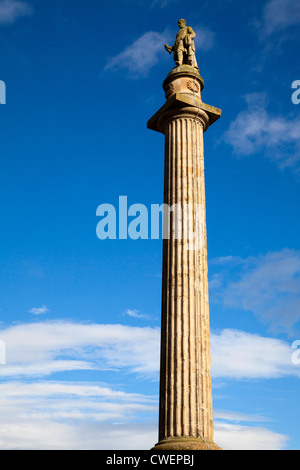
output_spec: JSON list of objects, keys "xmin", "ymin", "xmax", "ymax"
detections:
[{"xmin": 147, "ymin": 93, "xmax": 221, "ymax": 134}]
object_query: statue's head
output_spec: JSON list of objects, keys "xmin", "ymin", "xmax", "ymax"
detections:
[{"xmin": 178, "ymin": 19, "xmax": 186, "ymax": 28}]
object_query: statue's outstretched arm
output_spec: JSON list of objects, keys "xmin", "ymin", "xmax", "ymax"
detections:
[{"xmin": 165, "ymin": 44, "xmax": 173, "ymax": 54}]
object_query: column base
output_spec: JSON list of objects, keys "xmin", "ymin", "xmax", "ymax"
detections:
[{"xmin": 152, "ymin": 437, "xmax": 222, "ymax": 451}]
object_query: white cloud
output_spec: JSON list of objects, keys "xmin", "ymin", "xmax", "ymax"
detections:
[
  {"xmin": 214, "ymin": 410, "xmax": 271, "ymax": 423},
  {"xmin": 211, "ymin": 249, "xmax": 300, "ymax": 331},
  {"xmin": 104, "ymin": 31, "xmax": 170, "ymax": 78},
  {"xmin": 0, "ymin": 380, "xmax": 158, "ymax": 449},
  {"xmin": 123, "ymin": 0, "xmax": 178, "ymax": 9},
  {"xmin": 210, "ymin": 255, "xmax": 244, "ymax": 266},
  {"xmin": 0, "ymin": 321, "xmax": 296, "ymax": 449},
  {"xmin": 0, "ymin": 379, "xmax": 289, "ymax": 450},
  {"xmin": 260, "ymin": 0, "xmax": 300, "ymax": 36},
  {"xmin": 28, "ymin": 305, "xmax": 49, "ymax": 316},
  {"xmin": 194, "ymin": 26, "xmax": 215, "ymax": 52},
  {"xmin": 0, "ymin": 0, "xmax": 32, "ymax": 24},
  {"xmin": 224, "ymin": 93, "xmax": 300, "ymax": 172},
  {"xmin": 211, "ymin": 329, "xmax": 299, "ymax": 379},
  {"xmin": 0, "ymin": 381, "xmax": 156, "ymax": 402},
  {"xmin": 124, "ymin": 309, "xmax": 154, "ymax": 321},
  {"xmin": 0, "ymin": 417, "xmax": 157, "ymax": 450},
  {"xmin": 214, "ymin": 421, "xmax": 288, "ymax": 450},
  {"xmin": 0, "ymin": 321, "xmax": 160, "ymax": 378},
  {"xmin": 0, "ymin": 320, "xmax": 298, "ymax": 381},
  {"xmin": 0, "ymin": 381, "xmax": 157, "ymax": 421},
  {"xmin": 150, "ymin": 0, "xmax": 177, "ymax": 7}
]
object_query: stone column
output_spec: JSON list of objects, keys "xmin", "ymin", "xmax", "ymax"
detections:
[{"xmin": 148, "ymin": 65, "xmax": 222, "ymax": 451}]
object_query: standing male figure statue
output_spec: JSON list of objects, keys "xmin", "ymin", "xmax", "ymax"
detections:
[{"xmin": 165, "ymin": 19, "xmax": 198, "ymax": 70}]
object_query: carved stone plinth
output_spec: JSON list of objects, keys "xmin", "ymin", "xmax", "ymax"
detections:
[{"xmin": 148, "ymin": 65, "xmax": 222, "ymax": 451}]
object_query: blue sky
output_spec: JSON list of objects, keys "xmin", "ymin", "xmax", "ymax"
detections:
[{"xmin": 0, "ymin": 0, "xmax": 300, "ymax": 450}]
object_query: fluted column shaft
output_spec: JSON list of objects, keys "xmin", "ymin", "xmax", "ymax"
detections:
[{"xmin": 158, "ymin": 107, "xmax": 214, "ymax": 446}]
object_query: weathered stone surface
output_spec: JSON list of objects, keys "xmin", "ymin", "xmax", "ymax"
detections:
[
  {"xmin": 165, "ymin": 19, "xmax": 199, "ymax": 70},
  {"xmin": 148, "ymin": 67, "xmax": 222, "ymax": 451},
  {"xmin": 152, "ymin": 438, "xmax": 222, "ymax": 451},
  {"xmin": 163, "ymin": 65, "xmax": 204, "ymax": 100}
]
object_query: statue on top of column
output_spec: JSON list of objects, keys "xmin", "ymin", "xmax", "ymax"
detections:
[{"xmin": 165, "ymin": 19, "xmax": 199, "ymax": 70}]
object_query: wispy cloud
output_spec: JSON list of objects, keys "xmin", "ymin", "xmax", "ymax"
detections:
[
  {"xmin": 0, "ymin": 321, "xmax": 160, "ymax": 378},
  {"xmin": 122, "ymin": 0, "xmax": 179, "ymax": 9},
  {"xmin": 0, "ymin": 378, "xmax": 289, "ymax": 450},
  {"xmin": 224, "ymin": 93, "xmax": 300, "ymax": 173},
  {"xmin": 0, "ymin": 320, "xmax": 296, "ymax": 449},
  {"xmin": 259, "ymin": 0, "xmax": 300, "ymax": 36},
  {"xmin": 214, "ymin": 410, "xmax": 271, "ymax": 423},
  {"xmin": 28, "ymin": 305, "xmax": 50, "ymax": 316},
  {"xmin": 214, "ymin": 421, "xmax": 288, "ymax": 450},
  {"xmin": 124, "ymin": 309, "xmax": 154, "ymax": 321},
  {"xmin": 194, "ymin": 26, "xmax": 216, "ymax": 52},
  {"xmin": 0, "ymin": 320, "xmax": 298, "ymax": 380},
  {"xmin": 0, "ymin": 381, "xmax": 157, "ymax": 450},
  {"xmin": 150, "ymin": 0, "xmax": 178, "ymax": 8},
  {"xmin": 210, "ymin": 255, "xmax": 244, "ymax": 266},
  {"xmin": 210, "ymin": 249, "xmax": 300, "ymax": 332},
  {"xmin": 104, "ymin": 30, "xmax": 170, "ymax": 78},
  {"xmin": 211, "ymin": 328, "xmax": 299, "ymax": 379},
  {"xmin": 0, "ymin": 0, "xmax": 33, "ymax": 24}
]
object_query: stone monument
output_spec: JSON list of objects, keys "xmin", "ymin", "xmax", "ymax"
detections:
[{"xmin": 147, "ymin": 20, "xmax": 222, "ymax": 451}]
